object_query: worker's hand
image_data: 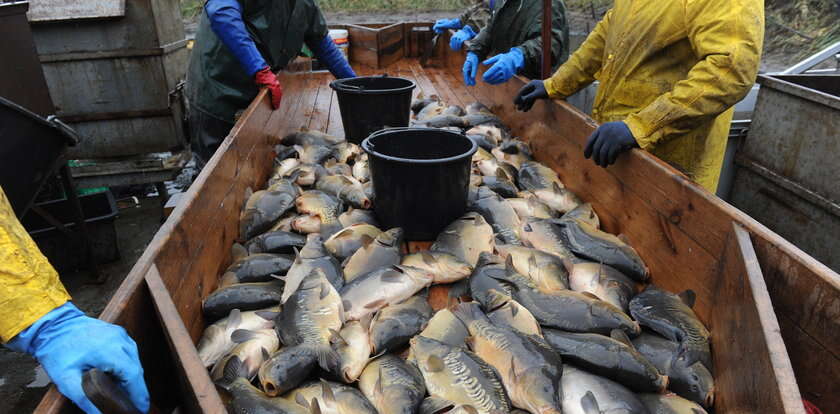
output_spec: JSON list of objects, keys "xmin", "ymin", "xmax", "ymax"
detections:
[
  {"xmin": 254, "ymin": 66, "xmax": 283, "ymax": 109},
  {"xmin": 481, "ymin": 48, "xmax": 525, "ymax": 85},
  {"xmin": 449, "ymin": 26, "xmax": 477, "ymax": 51},
  {"xmin": 6, "ymin": 302, "xmax": 149, "ymax": 414},
  {"xmin": 463, "ymin": 52, "xmax": 480, "ymax": 86},
  {"xmin": 433, "ymin": 18, "xmax": 462, "ymax": 34},
  {"xmin": 583, "ymin": 121, "xmax": 639, "ymax": 167},
  {"xmin": 514, "ymin": 80, "xmax": 548, "ymax": 112}
]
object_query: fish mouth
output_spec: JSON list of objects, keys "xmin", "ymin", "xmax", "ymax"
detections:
[
  {"xmin": 361, "ymin": 198, "xmax": 372, "ymax": 209},
  {"xmin": 263, "ymin": 380, "xmax": 280, "ymax": 397},
  {"xmin": 705, "ymin": 388, "xmax": 715, "ymax": 408}
]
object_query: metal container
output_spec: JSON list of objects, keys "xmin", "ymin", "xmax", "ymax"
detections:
[
  {"xmin": 729, "ymin": 74, "xmax": 840, "ymax": 272},
  {"xmin": 28, "ymin": 0, "xmax": 189, "ymax": 160},
  {"xmin": 0, "ymin": 96, "xmax": 79, "ymax": 216}
]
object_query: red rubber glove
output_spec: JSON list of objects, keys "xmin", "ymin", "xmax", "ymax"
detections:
[{"xmin": 255, "ymin": 67, "xmax": 282, "ymax": 109}]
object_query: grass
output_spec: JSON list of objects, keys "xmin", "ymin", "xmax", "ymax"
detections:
[{"xmin": 181, "ymin": 0, "xmax": 203, "ymax": 19}]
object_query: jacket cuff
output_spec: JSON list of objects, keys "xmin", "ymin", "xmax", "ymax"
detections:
[
  {"xmin": 3, "ymin": 296, "xmax": 71, "ymax": 347},
  {"xmin": 623, "ymin": 115, "xmax": 660, "ymax": 151}
]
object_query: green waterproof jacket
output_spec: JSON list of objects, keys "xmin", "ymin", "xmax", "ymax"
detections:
[
  {"xmin": 458, "ymin": 0, "xmax": 493, "ymax": 32},
  {"xmin": 467, "ymin": 0, "xmax": 569, "ymax": 80},
  {"xmin": 186, "ymin": 0, "xmax": 328, "ymax": 123}
]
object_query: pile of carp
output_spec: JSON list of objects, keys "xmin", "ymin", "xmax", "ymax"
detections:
[{"xmin": 197, "ymin": 98, "xmax": 715, "ymax": 414}]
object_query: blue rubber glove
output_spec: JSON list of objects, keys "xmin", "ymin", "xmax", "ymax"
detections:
[
  {"xmin": 583, "ymin": 121, "xmax": 639, "ymax": 167},
  {"xmin": 433, "ymin": 18, "xmax": 462, "ymax": 34},
  {"xmin": 7, "ymin": 303, "xmax": 150, "ymax": 414},
  {"xmin": 206, "ymin": 0, "xmax": 267, "ymax": 76},
  {"xmin": 463, "ymin": 52, "xmax": 480, "ymax": 86},
  {"xmin": 311, "ymin": 35, "xmax": 356, "ymax": 79},
  {"xmin": 482, "ymin": 47, "xmax": 525, "ymax": 85},
  {"xmin": 449, "ymin": 26, "xmax": 476, "ymax": 51}
]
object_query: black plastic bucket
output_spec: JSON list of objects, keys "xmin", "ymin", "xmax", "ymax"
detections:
[
  {"xmin": 362, "ymin": 128, "xmax": 477, "ymax": 240},
  {"xmin": 330, "ymin": 76, "xmax": 416, "ymax": 144}
]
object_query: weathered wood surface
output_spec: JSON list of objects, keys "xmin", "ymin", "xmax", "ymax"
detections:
[
  {"xmin": 712, "ymin": 224, "xmax": 803, "ymax": 413},
  {"xmin": 37, "ymin": 52, "xmax": 839, "ymax": 413},
  {"xmin": 27, "ymin": 0, "xmax": 125, "ymax": 22},
  {"xmin": 437, "ymin": 50, "xmax": 838, "ymax": 411}
]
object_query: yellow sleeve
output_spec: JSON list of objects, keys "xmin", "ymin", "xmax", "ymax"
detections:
[
  {"xmin": 0, "ymin": 187, "xmax": 70, "ymax": 342},
  {"xmin": 623, "ymin": 0, "xmax": 764, "ymax": 150},
  {"xmin": 543, "ymin": 9, "xmax": 612, "ymax": 98}
]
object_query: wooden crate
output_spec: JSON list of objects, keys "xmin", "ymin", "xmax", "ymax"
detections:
[
  {"xmin": 35, "ymin": 50, "xmax": 839, "ymax": 414},
  {"xmin": 345, "ymin": 22, "xmax": 405, "ymax": 69}
]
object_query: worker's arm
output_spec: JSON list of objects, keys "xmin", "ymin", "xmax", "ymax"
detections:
[
  {"xmin": 466, "ymin": 13, "xmax": 495, "ymax": 60},
  {"xmin": 305, "ymin": 9, "xmax": 356, "ymax": 79},
  {"xmin": 0, "ymin": 188, "xmax": 149, "ymax": 414},
  {"xmin": 622, "ymin": 0, "xmax": 764, "ymax": 150},
  {"xmin": 205, "ymin": 0, "xmax": 266, "ymax": 76},
  {"xmin": 544, "ymin": 9, "xmax": 612, "ymax": 98},
  {"xmin": 512, "ymin": 0, "xmax": 568, "ymax": 80}
]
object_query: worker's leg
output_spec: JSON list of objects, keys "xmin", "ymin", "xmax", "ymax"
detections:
[{"xmin": 188, "ymin": 105, "xmax": 234, "ymax": 167}]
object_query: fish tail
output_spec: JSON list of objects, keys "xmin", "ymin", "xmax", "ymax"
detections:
[{"xmin": 452, "ymin": 301, "xmax": 487, "ymax": 325}]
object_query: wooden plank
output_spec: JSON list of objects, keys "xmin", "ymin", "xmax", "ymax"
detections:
[
  {"xmin": 407, "ymin": 60, "xmax": 440, "ymax": 99},
  {"xmin": 309, "ymin": 75, "xmax": 334, "ymax": 132},
  {"xmin": 146, "ymin": 264, "xmax": 226, "ymax": 413},
  {"xmin": 777, "ymin": 314, "xmax": 840, "ymax": 411},
  {"xmin": 712, "ymin": 223, "xmax": 804, "ymax": 413},
  {"xmin": 346, "ymin": 25, "xmax": 378, "ymax": 50}
]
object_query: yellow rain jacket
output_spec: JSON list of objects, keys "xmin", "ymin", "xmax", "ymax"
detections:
[
  {"xmin": 544, "ymin": 0, "xmax": 764, "ymax": 191},
  {"xmin": 0, "ymin": 187, "xmax": 70, "ymax": 342}
]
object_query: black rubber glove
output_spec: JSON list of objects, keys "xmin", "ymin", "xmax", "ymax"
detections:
[
  {"xmin": 513, "ymin": 80, "xmax": 548, "ymax": 112},
  {"xmin": 583, "ymin": 121, "xmax": 639, "ymax": 167}
]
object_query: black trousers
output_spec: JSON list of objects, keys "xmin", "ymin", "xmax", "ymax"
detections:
[{"xmin": 188, "ymin": 105, "xmax": 234, "ymax": 166}]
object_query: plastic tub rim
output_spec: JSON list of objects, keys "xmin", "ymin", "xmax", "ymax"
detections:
[
  {"xmin": 362, "ymin": 127, "xmax": 478, "ymax": 165},
  {"xmin": 330, "ymin": 76, "xmax": 417, "ymax": 95}
]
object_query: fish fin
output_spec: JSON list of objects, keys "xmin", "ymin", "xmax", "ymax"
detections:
[
  {"xmin": 220, "ymin": 355, "xmax": 247, "ymax": 383},
  {"xmin": 423, "ymin": 397, "xmax": 455, "ymax": 414},
  {"xmin": 617, "ymin": 233, "xmax": 631, "ymax": 244},
  {"xmin": 231, "ymin": 243, "xmax": 248, "ymax": 261},
  {"xmin": 255, "ymin": 310, "xmax": 280, "ymax": 321},
  {"xmin": 226, "ymin": 309, "xmax": 242, "ymax": 330},
  {"xmin": 552, "ymin": 182, "xmax": 563, "ymax": 193},
  {"xmin": 374, "ymin": 367, "xmax": 385, "ymax": 398},
  {"xmin": 522, "ymin": 223, "xmax": 533, "ymax": 232},
  {"xmin": 448, "ymin": 278, "xmax": 471, "ymax": 299},
  {"xmin": 359, "ymin": 313, "xmax": 374, "ymax": 332},
  {"xmin": 261, "ymin": 347, "xmax": 270, "ymax": 361},
  {"xmin": 581, "ymin": 291, "xmax": 601, "ymax": 301},
  {"xmin": 508, "ymin": 356, "xmax": 518, "ymax": 381},
  {"xmin": 270, "ymin": 274, "xmax": 287, "ymax": 282},
  {"xmin": 360, "ymin": 234, "xmax": 375, "ymax": 248},
  {"xmin": 452, "ymin": 302, "xmax": 484, "ymax": 325},
  {"xmin": 319, "ymin": 379, "xmax": 337, "ymax": 406},
  {"xmin": 495, "ymin": 168, "xmax": 507, "ymax": 181},
  {"xmin": 678, "ymin": 289, "xmax": 697, "ymax": 308},
  {"xmin": 420, "ymin": 251, "xmax": 437, "ymax": 266},
  {"xmin": 561, "ymin": 258, "xmax": 575, "ymax": 274},
  {"xmin": 609, "ymin": 329, "xmax": 634, "ymax": 348},
  {"xmin": 230, "ymin": 329, "xmax": 257, "ymax": 344},
  {"xmin": 527, "ymin": 254, "xmax": 539, "ymax": 275},
  {"xmin": 504, "ymin": 255, "xmax": 517, "ymax": 275},
  {"xmin": 365, "ymin": 299, "xmax": 387, "ymax": 309},
  {"xmin": 381, "ymin": 270, "xmax": 404, "ymax": 283},
  {"xmin": 312, "ymin": 344, "xmax": 340, "ymax": 371},
  {"xmin": 580, "ymin": 391, "xmax": 601, "ymax": 414},
  {"xmin": 310, "ymin": 398, "xmax": 322, "ymax": 414},
  {"xmin": 425, "ymin": 355, "xmax": 445, "ymax": 372},
  {"xmin": 319, "ymin": 282, "xmax": 331, "ymax": 300},
  {"xmin": 342, "ymin": 299, "xmax": 352, "ymax": 312},
  {"xmin": 329, "ymin": 328, "xmax": 348, "ymax": 347},
  {"xmin": 295, "ymin": 393, "xmax": 310, "ymax": 409},
  {"xmin": 462, "ymin": 406, "xmax": 479, "ymax": 414},
  {"xmin": 508, "ymin": 301, "xmax": 519, "ymax": 317}
]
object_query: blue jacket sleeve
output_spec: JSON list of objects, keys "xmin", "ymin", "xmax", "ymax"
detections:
[
  {"xmin": 205, "ymin": 0, "xmax": 267, "ymax": 76},
  {"xmin": 309, "ymin": 36, "xmax": 356, "ymax": 79}
]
